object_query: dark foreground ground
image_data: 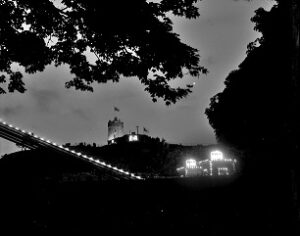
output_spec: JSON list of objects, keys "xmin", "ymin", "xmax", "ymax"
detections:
[{"xmin": 0, "ymin": 173, "xmax": 299, "ymax": 235}]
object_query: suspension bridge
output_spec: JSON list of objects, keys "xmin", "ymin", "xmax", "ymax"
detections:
[{"xmin": 0, "ymin": 118, "xmax": 143, "ymax": 180}]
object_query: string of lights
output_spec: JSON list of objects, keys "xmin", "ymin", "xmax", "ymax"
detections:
[{"xmin": 0, "ymin": 119, "xmax": 143, "ymax": 180}]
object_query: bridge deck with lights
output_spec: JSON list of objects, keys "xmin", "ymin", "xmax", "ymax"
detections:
[{"xmin": 0, "ymin": 119, "xmax": 143, "ymax": 180}]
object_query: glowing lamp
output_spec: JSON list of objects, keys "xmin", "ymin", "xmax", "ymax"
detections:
[
  {"xmin": 210, "ymin": 150, "xmax": 223, "ymax": 161},
  {"xmin": 186, "ymin": 159, "xmax": 197, "ymax": 169},
  {"xmin": 129, "ymin": 134, "xmax": 138, "ymax": 142}
]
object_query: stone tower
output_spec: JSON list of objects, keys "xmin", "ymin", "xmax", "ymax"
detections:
[{"xmin": 108, "ymin": 117, "xmax": 124, "ymax": 142}]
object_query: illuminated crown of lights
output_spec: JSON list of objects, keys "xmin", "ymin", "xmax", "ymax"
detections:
[
  {"xmin": 181, "ymin": 150, "xmax": 237, "ymax": 177},
  {"xmin": 0, "ymin": 118, "xmax": 143, "ymax": 180}
]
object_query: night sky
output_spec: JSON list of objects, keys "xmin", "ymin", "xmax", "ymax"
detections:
[{"xmin": 0, "ymin": 0, "xmax": 274, "ymax": 155}]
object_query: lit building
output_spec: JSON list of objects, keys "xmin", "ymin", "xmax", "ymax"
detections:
[
  {"xmin": 179, "ymin": 151, "xmax": 237, "ymax": 177},
  {"xmin": 185, "ymin": 159, "xmax": 199, "ymax": 176},
  {"xmin": 108, "ymin": 117, "xmax": 124, "ymax": 144},
  {"xmin": 128, "ymin": 133, "xmax": 139, "ymax": 142},
  {"xmin": 108, "ymin": 132, "xmax": 154, "ymax": 145}
]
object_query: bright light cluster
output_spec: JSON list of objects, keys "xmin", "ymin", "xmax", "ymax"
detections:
[
  {"xmin": 0, "ymin": 119, "xmax": 143, "ymax": 180},
  {"xmin": 129, "ymin": 134, "xmax": 138, "ymax": 142},
  {"xmin": 182, "ymin": 150, "xmax": 237, "ymax": 177},
  {"xmin": 217, "ymin": 167, "xmax": 229, "ymax": 176},
  {"xmin": 210, "ymin": 150, "xmax": 223, "ymax": 161},
  {"xmin": 186, "ymin": 159, "xmax": 197, "ymax": 169}
]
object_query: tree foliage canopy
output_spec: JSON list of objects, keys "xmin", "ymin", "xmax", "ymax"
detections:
[
  {"xmin": 205, "ymin": 0, "xmax": 297, "ymax": 152},
  {"xmin": 0, "ymin": 0, "xmax": 207, "ymax": 104}
]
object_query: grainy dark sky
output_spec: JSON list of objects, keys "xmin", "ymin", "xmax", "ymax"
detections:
[{"xmin": 0, "ymin": 0, "xmax": 274, "ymax": 155}]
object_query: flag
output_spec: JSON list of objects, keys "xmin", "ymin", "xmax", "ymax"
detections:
[
  {"xmin": 114, "ymin": 106, "xmax": 120, "ymax": 112},
  {"xmin": 143, "ymin": 127, "xmax": 149, "ymax": 133}
]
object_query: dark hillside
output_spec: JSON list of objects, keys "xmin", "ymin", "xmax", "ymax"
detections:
[
  {"xmin": 0, "ymin": 146, "xmax": 298, "ymax": 235},
  {"xmin": 0, "ymin": 173, "xmax": 297, "ymax": 235},
  {"xmin": 63, "ymin": 141, "xmax": 234, "ymax": 176},
  {"xmin": 0, "ymin": 149, "xmax": 101, "ymax": 183}
]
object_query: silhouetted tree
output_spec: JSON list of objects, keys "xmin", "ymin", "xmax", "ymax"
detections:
[
  {"xmin": 206, "ymin": 3, "xmax": 300, "ymax": 229},
  {"xmin": 206, "ymin": 0, "xmax": 300, "ymax": 207},
  {"xmin": 207, "ymin": 0, "xmax": 297, "ymax": 156},
  {"xmin": 0, "ymin": 0, "xmax": 207, "ymax": 104}
]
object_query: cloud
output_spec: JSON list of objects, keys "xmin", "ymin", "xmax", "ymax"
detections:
[
  {"xmin": 0, "ymin": 105, "xmax": 23, "ymax": 118},
  {"xmin": 71, "ymin": 108, "xmax": 90, "ymax": 121},
  {"xmin": 30, "ymin": 88, "xmax": 62, "ymax": 112}
]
